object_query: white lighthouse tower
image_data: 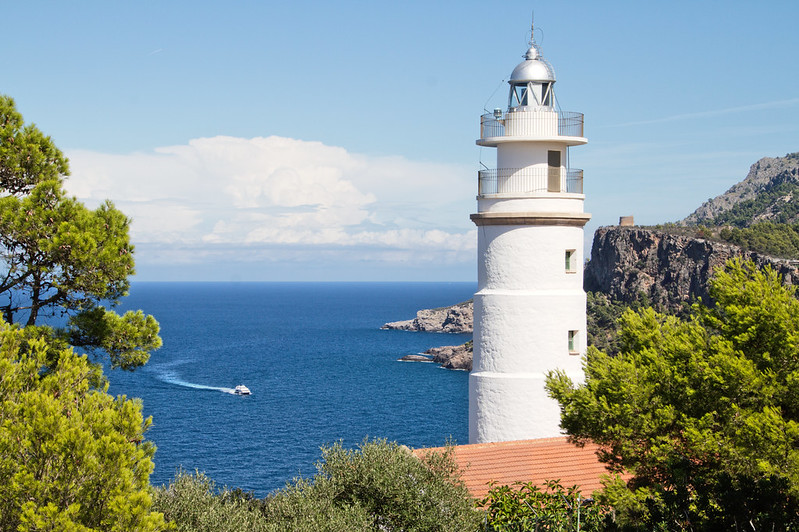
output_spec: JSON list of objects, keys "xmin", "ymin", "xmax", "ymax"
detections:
[{"xmin": 469, "ymin": 24, "xmax": 589, "ymax": 444}]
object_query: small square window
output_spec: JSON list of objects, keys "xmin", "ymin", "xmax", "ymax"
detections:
[
  {"xmin": 568, "ymin": 330, "xmax": 579, "ymax": 354},
  {"xmin": 565, "ymin": 250, "xmax": 577, "ymax": 273}
]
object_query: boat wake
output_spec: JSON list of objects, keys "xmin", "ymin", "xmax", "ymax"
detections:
[{"xmin": 157, "ymin": 370, "xmax": 237, "ymax": 395}]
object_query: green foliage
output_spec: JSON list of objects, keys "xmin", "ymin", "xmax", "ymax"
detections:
[
  {"xmin": 153, "ymin": 471, "xmax": 271, "ymax": 532},
  {"xmin": 719, "ymin": 221, "xmax": 799, "ymax": 258},
  {"xmin": 68, "ymin": 307, "xmax": 162, "ymax": 370},
  {"xmin": 547, "ymin": 259, "xmax": 799, "ymax": 530},
  {"xmin": 309, "ymin": 439, "xmax": 479, "ymax": 531},
  {"xmin": 0, "ymin": 95, "xmax": 69, "ymax": 195},
  {"xmin": 480, "ymin": 479, "xmax": 611, "ymax": 531},
  {"xmin": 646, "ymin": 219, "xmax": 799, "ymax": 259},
  {"xmin": 154, "ymin": 440, "xmax": 482, "ymax": 531},
  {"xmin": 0, "ymin": 95, "xmax": 160, "ymax": 370},
  {"xmin": 586, "ymin": 292, "xmax": 623, "ymax": 355},
  {"xmin": 0, "ymin": 180, "xmax": 134, "ymax": 321},
  {"xmin": 0, "ymin": 319, "xmax": 167, "ymax": 531},
  {"xmin": 256, "ymin": 477, "xmax": 375, "ymax": 531},
  {"xmin": 586, "ymin": 292, "xmax": 655, "ymax": 355}
]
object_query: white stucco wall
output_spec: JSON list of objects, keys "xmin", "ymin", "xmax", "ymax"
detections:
[
  {"xmin": 477, "ymin": 196, "xmax": 585, "ymax": 214},
  {"xmin": 470, "ymin": 78, "xmax": 588, "ymax": 443},
  {"xmin": 469, "ymin": 219, "xmax": 587, "ymax": 442}
]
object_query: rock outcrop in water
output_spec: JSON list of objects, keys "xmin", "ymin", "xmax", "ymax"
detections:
[
  {"xmin": 399, "ymin": 342, "xmax": 473, "ymax": 370},
  {"xmin": 425, "ymin": 342, "xmax": 473, "ymax": 371},
  {"xmin": 382, "ymin": 300, "xmax": 473, "ymax": 334}
]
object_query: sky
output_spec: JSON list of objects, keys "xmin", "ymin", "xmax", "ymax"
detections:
[{"xmin": 3, "ymin": 1, "xmax": 799, "ymax": 281}]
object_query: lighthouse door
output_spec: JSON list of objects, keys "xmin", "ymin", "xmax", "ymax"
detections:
[{"xmin": 547, "ymin": 150, "xmax": 561, "ymax": 192}]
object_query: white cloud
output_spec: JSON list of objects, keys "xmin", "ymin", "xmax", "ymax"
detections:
[{"xmin": 64, "ymin": 136, "xmax": 476, "ymax": 271}]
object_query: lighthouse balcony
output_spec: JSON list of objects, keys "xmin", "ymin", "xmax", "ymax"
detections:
[
  {"xmin": 477, "ymin": 110, "xmax": 586, "ymax": 146},
  {"xmin": 478, "ymin": 168, "xmax": 583, "ymax": 197}
]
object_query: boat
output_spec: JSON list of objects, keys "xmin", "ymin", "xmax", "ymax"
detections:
[{"xmin": 234, "ymin": 385, "xmax": 251, "ymax": 395}]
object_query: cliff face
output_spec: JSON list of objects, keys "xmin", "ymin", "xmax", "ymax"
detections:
[
  {"xmin": 584, "ymin": 226, "xmax": 799, "ymax": 308},
  {"xmin": 381, "ymin": 300, "xmax": 473, "ymax": 334}
]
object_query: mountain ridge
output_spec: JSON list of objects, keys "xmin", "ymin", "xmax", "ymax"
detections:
[{"xmin": 682, "ymin": 152, "xmax": 799, "ymax": 227}]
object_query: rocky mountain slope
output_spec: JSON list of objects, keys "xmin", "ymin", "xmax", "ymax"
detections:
[{"xmin": 682, "ymin": 153, "xmax": 799, "ymax": 226}]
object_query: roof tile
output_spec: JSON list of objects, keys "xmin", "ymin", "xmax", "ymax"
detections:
[{"xmin": 414, "ymin": 437, "xmax": 625, "ymax": 500}]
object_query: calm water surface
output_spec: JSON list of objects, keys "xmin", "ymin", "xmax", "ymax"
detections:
[{"xmin": 108, "ymin": 282, "xmax": 474, "ymax": 496}]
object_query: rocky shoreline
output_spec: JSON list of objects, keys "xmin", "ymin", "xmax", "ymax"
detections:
[
  {"xmin": 381, "ymin": 300, "xmax": 473, "ymax": 334},
  {"xmin": 398, "ymin": 342, "xmax": 473, "ymax": 371},
  {"xmin": 384, "ymin": 300, "xmax": 473, "ymax": 370}
]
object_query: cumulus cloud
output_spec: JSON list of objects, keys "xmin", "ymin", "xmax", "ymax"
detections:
[{"xmin": 64, "ymin": 136, "xmax": 476, "ymax": 270}]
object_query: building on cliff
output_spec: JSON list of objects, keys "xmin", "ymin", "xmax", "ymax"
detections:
[{"xmin": 469, "ymin": 22, "xmax": 589, "ymax": 443}]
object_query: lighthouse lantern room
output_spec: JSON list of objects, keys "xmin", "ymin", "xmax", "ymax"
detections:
[{"xmin": 469, "ymin": 22, "xmax": 590, "ymax": 444}]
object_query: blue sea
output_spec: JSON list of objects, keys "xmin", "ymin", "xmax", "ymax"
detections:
[{"xmin": 107, "ymin": 282, "xmax": 475, "ymax": 497}]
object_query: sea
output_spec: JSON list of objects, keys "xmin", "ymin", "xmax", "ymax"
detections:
[{"xmin": 106, "ymin": 282, "xmax": 476, "ymax": 497}]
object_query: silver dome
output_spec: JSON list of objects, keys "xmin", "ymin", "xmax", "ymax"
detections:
[{"xmin": 509, "ymin": 45, "xmax": 556, "ymax": 83}]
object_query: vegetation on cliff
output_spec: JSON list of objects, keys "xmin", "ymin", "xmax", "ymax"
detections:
[
  {"xmin": 683, "ymin": 152, "xmax": 799, "ymax": 227},
  {"xmin": 638, "ymin": 222, "xmax": 799, "ymax": 261},
  {"xmin": 719, "ymin": 222, "xmax": 799, "ymax": 258}
]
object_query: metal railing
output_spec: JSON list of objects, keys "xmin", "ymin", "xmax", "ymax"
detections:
[
  {"xmin": 480, "ymin": 110, "xmax": 584, "ymax": 139},
  {"xmin": 477, "ymin": 167, "xmax": 583, "ymax": 196}
]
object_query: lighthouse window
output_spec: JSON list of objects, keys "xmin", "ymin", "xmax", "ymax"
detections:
[
  {"xmin": 547, "ymin": 150, "xmax": 561, "ymax": 192},
  {"xmin": 541, "ymin": 82, "xmax": 552, "ymax": 107},
  {"xmin": 568, "ymin": 330, "xmax": 579, "ymax": 354},
  {"xmin": 565, "ymin": 250, "xmax": 576, "ymax": 272},
  {"xmin": 513, "ymin": 84, "xmax": 529, "ymax": 107}
]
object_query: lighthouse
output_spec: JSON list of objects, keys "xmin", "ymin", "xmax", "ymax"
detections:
[{"xmin": 469, "ymin": 24, "xmax": 589, "ymax": 444}]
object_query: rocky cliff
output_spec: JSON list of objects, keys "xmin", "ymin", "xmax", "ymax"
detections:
[
  {"xmin": 584, "ymin": 226, "xmax": 799, "ymax": 309},
  {"xmin": 381, "ymin": 300, "xmax": 473, "ymax": 334}
]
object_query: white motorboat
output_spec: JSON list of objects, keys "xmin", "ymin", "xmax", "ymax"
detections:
[{"xmin": 234, "ymin": 385, "xmax": 251, "ymax": 395}]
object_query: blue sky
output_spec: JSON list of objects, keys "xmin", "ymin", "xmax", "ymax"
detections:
[{"xmin": 4, "ymin": 1, "xmax": 799, "ymax": 281}]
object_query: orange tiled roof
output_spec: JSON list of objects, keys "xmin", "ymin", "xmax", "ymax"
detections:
[{"xmin": 414, "ymin": 437, "xmax": 623, "ymax": 500}]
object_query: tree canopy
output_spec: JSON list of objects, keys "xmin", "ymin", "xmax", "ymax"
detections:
[
  {"xmin": 0, "ymin": 95, "xmax": 160, "ymax": 370},
  {"xmin": 0, "ymin": 95, "xmax": 69, "ymax": 196},
  {"xmin": 0, "ymin": 319, "xmax": 167, "ymax": 530},
  {"xmin": 0, "ymin": 94, "xmax": 165, "ymax": 528},
  {"xmin": 547, "ymin": 259, "xmax": 799, "ymax": 529}
]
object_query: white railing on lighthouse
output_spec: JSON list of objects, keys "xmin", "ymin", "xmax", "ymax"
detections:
[
  {"xmin": 478, "ymin": 168, "xmax": 583, "ymax": 196},
  {"xmin": 480, "ymin": 110, "xmax": 584, "ymax": 139}
]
